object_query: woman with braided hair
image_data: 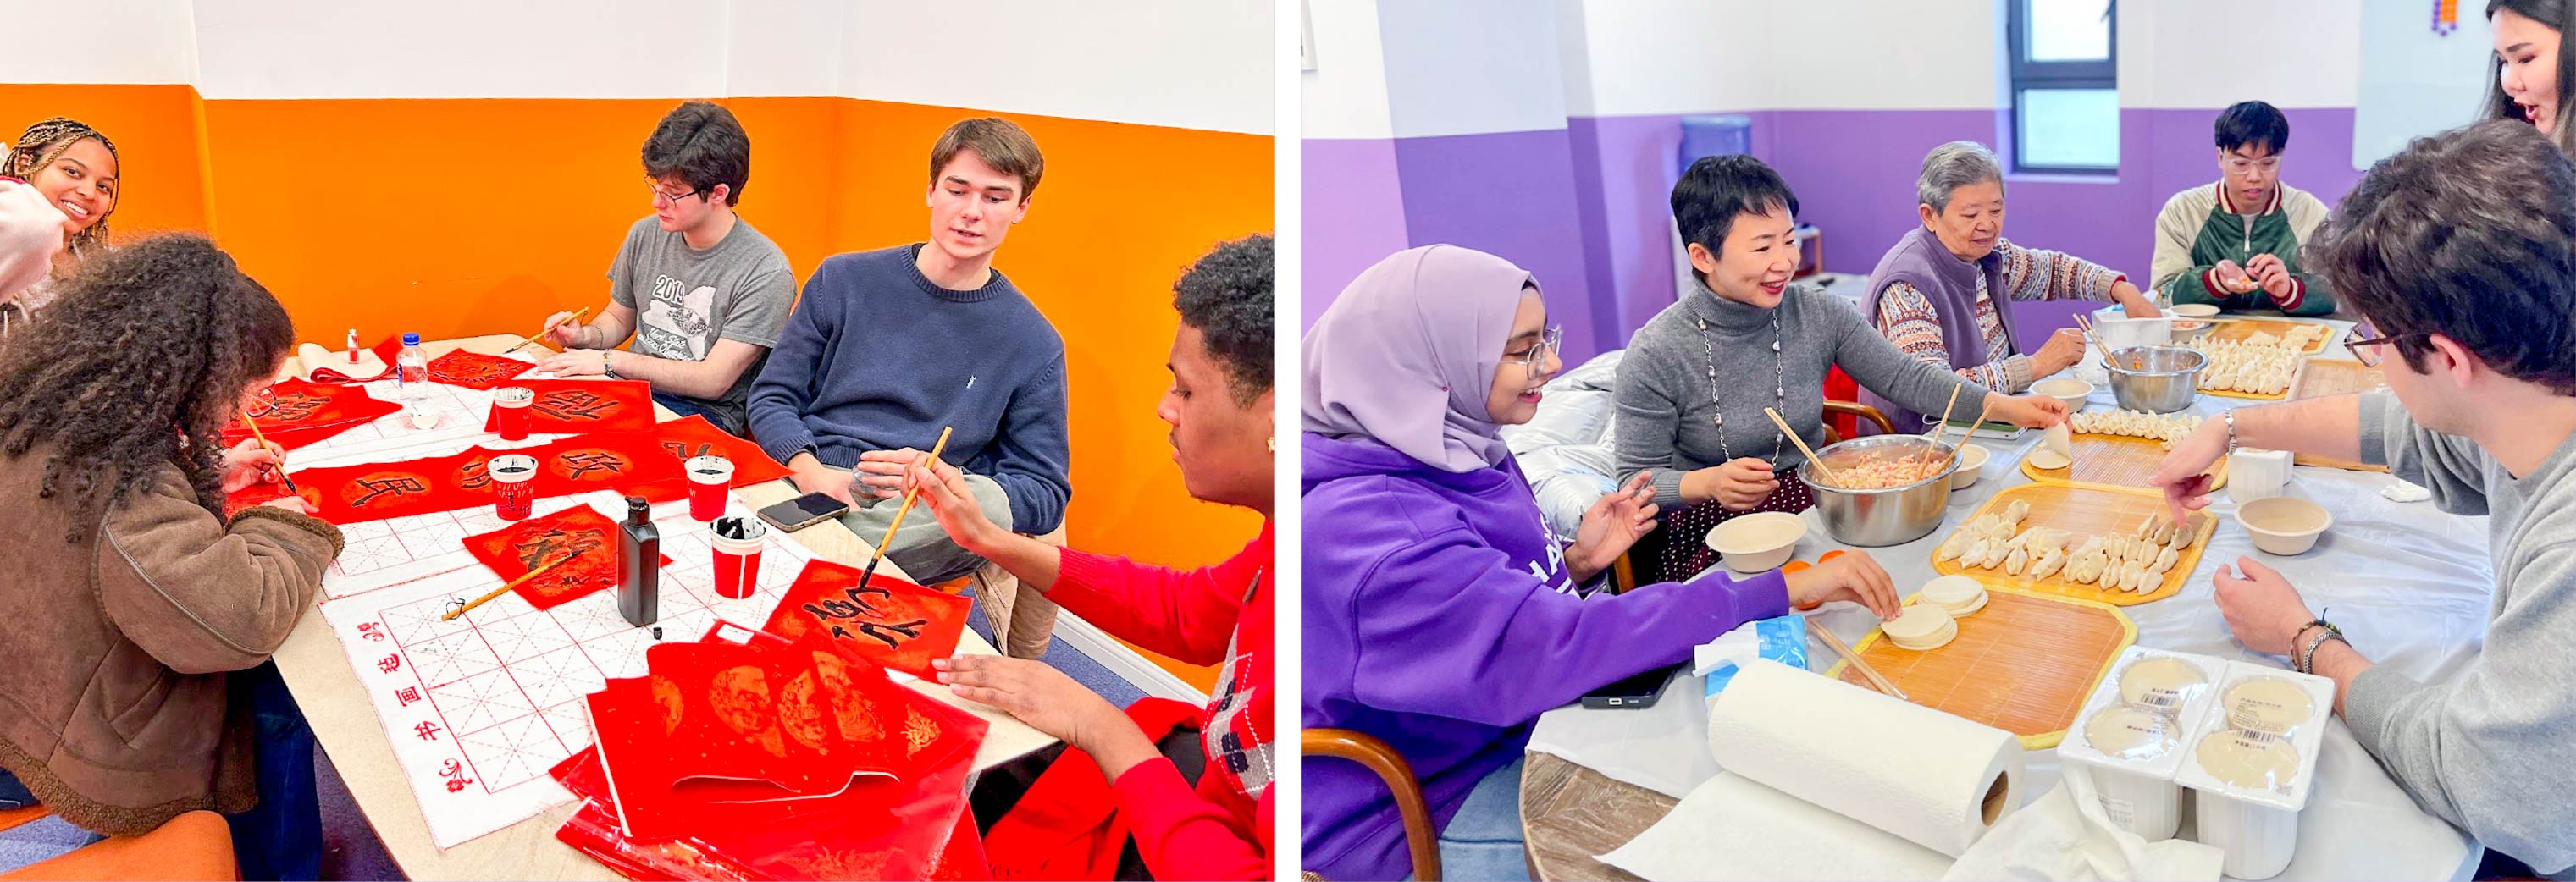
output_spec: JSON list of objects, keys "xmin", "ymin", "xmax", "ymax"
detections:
[
  {"xmin": 0, "ymin": 234, "xmax": 340, "ymax": 879},
  {"xmin": 2, "ymin": 117, "xmax": 120, "ymax": 331}
]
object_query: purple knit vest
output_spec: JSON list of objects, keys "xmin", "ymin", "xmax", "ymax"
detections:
[{"xmin": 1859, "ymin": 226, "xmax": 2011, "ymax": 434}]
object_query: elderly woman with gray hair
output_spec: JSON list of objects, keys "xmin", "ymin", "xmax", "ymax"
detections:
[{"xmin": 1862, "ymin": 141, "xmax": 2161, "ymax": 433}]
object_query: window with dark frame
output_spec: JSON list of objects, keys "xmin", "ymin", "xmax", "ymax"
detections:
[{"xmin": 2007, "ymin": 0, "xmax": 2118, "ymax": 174}]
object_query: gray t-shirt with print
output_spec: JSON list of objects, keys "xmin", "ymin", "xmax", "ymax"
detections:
[{"xmin": 607, "ymin": 216, "xmax": 796, "ymax": 432}]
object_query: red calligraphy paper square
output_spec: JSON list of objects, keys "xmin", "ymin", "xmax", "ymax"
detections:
[
  {"xmin": 764, "ymin": 560, "xmax": 971, "ymax": 681},
  {"xmin": 426, "ymin": 350, "xmax": 537, "ymax": 390},
  {"xmin": 463, "ymin": 505, "xmax": 666, "ymax": 611},
  {"xmin": 484, "ymin": 379, "xmax": 658, "ymax": 434},
  {"xmin": 222, "ymin": 378, "xmax": 401, "ymax": 451},
  {"xmin": 533, "ymin": 433, "xmax": 689, "ymax": 502},
  {"xmin": 650, "ymin": 415, "xmax": 793, "ymax": 488}
]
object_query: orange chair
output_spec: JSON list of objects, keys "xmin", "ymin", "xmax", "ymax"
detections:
[
  {"xmin": 1302, "ymin": 729, "xmax": 1439, "ymax": 881},
  {"xmin": 0, "ymin": 810, "xmax": 237, "ymax": 881}
]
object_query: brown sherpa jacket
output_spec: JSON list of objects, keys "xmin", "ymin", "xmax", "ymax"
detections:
[{"xmin": 0, "ymin": 442, "xmax": 340, "ymax": 835}]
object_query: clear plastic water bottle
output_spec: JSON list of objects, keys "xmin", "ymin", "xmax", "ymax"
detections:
[{"xmin": 395, "ymin": 333, "xmax": 428, "ymax": 399}]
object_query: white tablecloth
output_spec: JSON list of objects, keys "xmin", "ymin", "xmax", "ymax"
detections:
[{"xmin": 1529, "ymin": 359, "xmax": 2485, "ymax": 881}]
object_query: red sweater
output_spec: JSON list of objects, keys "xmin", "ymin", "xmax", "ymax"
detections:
[{"xmin": 1048, "ymin": 521, "xmax": 1275, "ymax": 880}]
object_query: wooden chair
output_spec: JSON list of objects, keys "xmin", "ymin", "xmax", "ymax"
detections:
[
  {"xmin": 1302, "ymin": 729, "xmax": 1440, "ymax": 881},
  {"xmin": 0, "ymin": 810, "xmax": 236, "ymax": 881}
]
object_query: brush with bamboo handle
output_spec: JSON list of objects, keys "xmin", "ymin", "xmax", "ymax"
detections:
[
  {"xmin": 503, "ymin": 306, "xmax": 590, "ymax": 356},
  {"xmin": 443, "ymin": 553, "xmax": 582, "ymax": 621},
  {"xmin": 235, "ymin": 411, "xmax": 301, "ymax": 496},
  {"xmin": 855, "ymin": 426, "xmax": 954, "ymax": 593}
]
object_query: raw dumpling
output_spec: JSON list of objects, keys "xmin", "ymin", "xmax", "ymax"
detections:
[
  {"xmin": 2030, "ymin": 548, "xmax": 2067, "ymax": 581},
  {"xmin": 2004, "ymin": 499, "xmax": 2032, "ymax": 525},
  {"xmin": 2004, "ymin": 547, "xmax": 2030, "ymax": 576},
  {"xmin": 2045, "ymin": 422, "xmax": 2073, "ymax": 458},
  {"xmin": 2150, "ymin": 546, "xmax": 2180, "ymax": 575}
]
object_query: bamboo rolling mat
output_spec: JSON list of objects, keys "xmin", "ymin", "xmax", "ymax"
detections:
[
  {"xmin": 2205, "ymin": 317, "xmax": 2334, "ymax": 355},
  {"xmin": 2020, "ymin": 432, "xmax": 2227, "ymax": 491},
  {"xmin": 1827, "ymin": 587, "xmax": 2137, "ymax": 749},
  {"xmin": 1932, "ymin": 484, "xmax": 2216, "ymax": 606},
  {"xmin": 2286, "ymin": 358, "xmax": 2393, "ymax": 472}
]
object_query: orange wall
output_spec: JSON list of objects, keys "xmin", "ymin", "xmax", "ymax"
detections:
[{"xmin": 8, "ymin": 88, "xmax": 1269, "ymax": 689}]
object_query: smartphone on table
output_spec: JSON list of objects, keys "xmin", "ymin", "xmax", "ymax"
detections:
[
  {"xmin": 755, "ymin": 492, "xmax": 849, "ymax": 532},
  {"xmin": 1582, "ymin": 662, "xmax": 1683, "ymax": 709}
]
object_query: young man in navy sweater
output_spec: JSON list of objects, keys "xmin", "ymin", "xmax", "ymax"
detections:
[{"xmin": 749, "ymin": 117, "xmax": 1070, "ymax": 657}]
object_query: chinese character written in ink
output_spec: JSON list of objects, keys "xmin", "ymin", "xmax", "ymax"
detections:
[
  {"xmin": 662, "ymin": 440, "xmax": 717, "ymax": 460},
  {"xmin": 801, "ymin": 586, "xmax": 929, "ymax": 648},
  {"xmin": 415, "ymin": 721, "xmax": 442, "ymax": 741},
  {"xmin": 534, "ymin": 389, "xmax": 617, "ymax": 421},
  {"xmin": 350, "ymin": 475, "xmax": 428, "ymax": 507},
  {"xmin": 264, "ymin": 393, "xmax": 328, "ymax": 422},
  {"xmin": 377, "ymin": 654, "xmax": 402, "ymax": 673},
  {"xmin": 513, "ymin": 528, "xmax": 605, "ymax": 573},
  {"xmin": 456, "ymin": 459, "xmax": 494, "ymax": 491},
  {"xmin": 438, "ymin": 758, "xmax": 473, "ymax": 793},
  {"xmin": 556, "ymin": 450, "xmax": 627, "ymax": 479},
  {"xmin": 356, "ymin": 621, "xmax": 387, "ymax": 642},
  {"xmin": 395, "ymin": 686, "xmax": 421, "ymax": 707}
]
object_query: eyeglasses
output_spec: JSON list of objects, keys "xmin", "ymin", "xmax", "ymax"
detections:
[
  {"xmin": 2343, "ymin": 326, "xmax": 2430, "ymax": 367},
  {"xmin": 647, "ymin": 179, "xmax": 705, "ymax": 205},
  {"xmin": 2222, "ymin": 156, "xmax": 2281, "ymax": 175},
  {"xmin": 1503, "ymin": 325, "xmax": 1563, "ymax": 371}
]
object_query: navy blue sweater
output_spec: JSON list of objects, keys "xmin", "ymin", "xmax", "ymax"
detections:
[{"xmin": 749, "ymin": 245, "xmax": 1071, "ymax": 534}]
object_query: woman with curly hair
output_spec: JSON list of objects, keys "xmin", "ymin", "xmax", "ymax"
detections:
[
  {"xmin": 912, "ymin": 234, "xmax": 1275, "ymax": 880},
  {"xmin": 2, "ymin": 117, "xmax": 120, "ymax": 332},
  {"xmin": 0, "ymin": 234, "xmax": 340, "ymax": 879}
]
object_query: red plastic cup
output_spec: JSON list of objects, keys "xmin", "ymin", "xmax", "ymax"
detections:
[
  {"xmin": 710, "ymin": 516, "xmax": 767, "ymax": 599},
  {"xmin": 686, "ymin": 455, "xmax": 733, "ymax": 521},
  {"xmin": 492, "ymin": 454, "xmax": 539, "ymax": 521},
  {"xmin": 494, "ymin": 386, "xmax": 534, "ymax": 441}
]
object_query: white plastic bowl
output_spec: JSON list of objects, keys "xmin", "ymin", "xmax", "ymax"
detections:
[
  {"xmin": 1708, "ymin": 511, "xmax": 1807, "ymax": 574},
  {"xmin": 2032, "ymin": 378, "xmax": 2094, "ymax": 413},
  {"xmin": 2237, "ymin": 497, "xmax": 2331, "ymax": 555},
  {"xmin": 1949, "ymin": 443, "xmax": 1990, "ymax": 490},
  {"xmin": 2170, "ymin": 303, "xmax": 2222, "ymax": 320}
]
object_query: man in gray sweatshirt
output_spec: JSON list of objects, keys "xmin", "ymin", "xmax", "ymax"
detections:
[{"xmin": 2149, "ymin": 120, "xmax": 2576, "ymax": 877}]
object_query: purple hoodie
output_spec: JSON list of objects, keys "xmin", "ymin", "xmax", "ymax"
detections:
[{"xmin": 1300, "ymin": 432, "xmax": 1791, "ymax": 881}]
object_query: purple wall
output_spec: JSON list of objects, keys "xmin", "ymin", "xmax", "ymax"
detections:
[
  {"xmin": 1302, "ymin": 138, "xmax": 1410, "ymax": 330},
  {"xmin": 1301, "ymin": 107, "xmax": 2362, "ymax": 360},
  {"xmin": 1562, "ymin": 107, "xmax": 2362, "ymax": 340}
]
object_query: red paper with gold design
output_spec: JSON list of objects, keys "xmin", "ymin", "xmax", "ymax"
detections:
[
  {"xmin": 559, "ymin": 633, "xmax": 987, "ymax": 879},
  {"xmin": 484, "ymin": 379, "xmax": 658, "ymax": 433},
  {"xmin": 764, "ymin": 560, "xmax": 971, "ymax": 681},
  {"xmin": 221, "ymin": 378, "xmax": 402, "ymax": 451},
  {"xmin": 426, "ymin": 350, "xmax": 538, "ymax": 390},
  {"xmin": 463, "ymin": 507, "xmax": 671, "ymax": 611}
]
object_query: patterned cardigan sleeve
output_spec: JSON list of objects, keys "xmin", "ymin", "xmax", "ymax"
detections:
[
  {"xmin": 1994, "ymin": 240, "xmax": 2126, "ymax": 302},
  {"xmin": 1874, "ymin": 280, "xmax": 2029, "ymax": 393}
]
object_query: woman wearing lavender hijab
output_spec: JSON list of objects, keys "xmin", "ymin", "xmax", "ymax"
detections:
[
  {"xmin": 1617, "ymin": 155, "xmax": 2069, "ymax": 582},
  {"xmin": 1301, "ymin": 245, "xmax": 1902, "ymax": 882}
]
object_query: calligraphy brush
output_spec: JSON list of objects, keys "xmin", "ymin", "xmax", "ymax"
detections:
[
  {"xmin": 235, "ymin": 411, "xmax": 301, "ymax": 495},
  {"xmin": 443, "ymin": 553, "xmax": 581, "ymax": 621},
  {"xmin": 501, "ymin": 306, "xmax": 589, "ymax": 356},
  {"xmin": 856, "ymin": 425, "xmax": 954, "ymax": 593}
]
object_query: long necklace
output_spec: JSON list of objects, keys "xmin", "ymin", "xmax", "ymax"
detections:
[{"xmin": 1697, "ymin": 307, "xmax": 1788, "ymax": 465}]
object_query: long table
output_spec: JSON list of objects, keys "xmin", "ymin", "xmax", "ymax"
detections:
[
  {"xmin": 1522, "ymin": 327, "xmax": 2487, "ymax": 881},
  {"xmin": 268, "ymin": 334, "xmax": 1056, "ymax": 879}
]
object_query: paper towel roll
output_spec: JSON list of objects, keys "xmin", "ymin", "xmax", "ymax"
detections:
[{"xmin": 1707, "ymin": 659, "xmax": 2024, "ymax": 857}]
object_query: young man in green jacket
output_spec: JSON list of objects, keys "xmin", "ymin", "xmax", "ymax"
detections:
[{"xmin": 2150, "ymin": 101, "xmax": 2336, "ymax": 316}]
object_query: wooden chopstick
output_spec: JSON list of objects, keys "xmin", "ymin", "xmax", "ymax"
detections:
[
  {"xmin": 502, "ymin": 307, "xmax": 590, "ymax": 355},
  {"xmin": 1762, "ymin": 407, "xmax": 1843, "ymax": 488},
  {"xmin": 235, "ymin": 411, "xmax": 301, "ymax": 495},
  {"xmin": 1810, "ymin": 618, "xmax": 1910, "ymax": 702},
  {"xmin": 854, "ymin": 426, "xmax": 955, "ymax": 592},
  {"xmin": 2075, "ymin": 315, "xmax": 2134, "ymax": 371},
  {"xmin": 443, "ymin": 553, "xmax": 581, "ymax": 620},
  {"xmin": 1914, "ymin": 383, "xmax": 1965, "ymax": 475}
]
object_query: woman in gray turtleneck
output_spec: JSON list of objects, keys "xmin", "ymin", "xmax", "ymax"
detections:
[{"xmin": 1614, "ymin": 155, "xmax": 2067, "ymax": 582}]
